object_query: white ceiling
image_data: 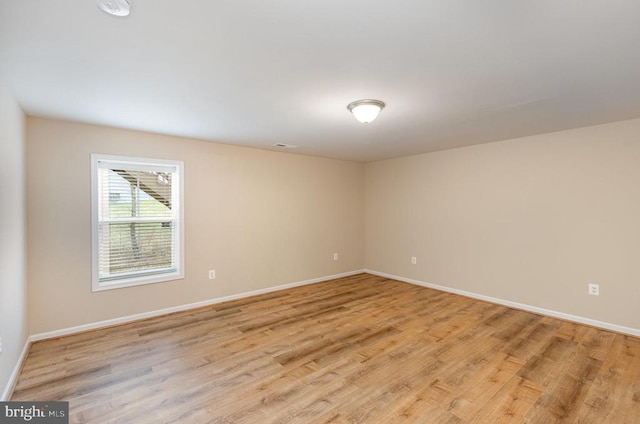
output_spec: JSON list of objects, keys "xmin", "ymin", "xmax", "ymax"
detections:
[{"xmin": 2, "ymin": 1, "xmax": 640, "ymax": 162}]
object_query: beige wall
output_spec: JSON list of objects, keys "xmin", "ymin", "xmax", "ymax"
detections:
[
  {"xmin": 27, "ymin": 117, "xmax": 364, "ymax": 334},
  {"xmin": 24, "ymin": 114, "xmax": 640, "ymax": 335},
  {"xmin": 365, "ymin": 118, "xmax": 640, "ymax": 330},
  {"xmin": 0, "ymin": 81, "xmax": 27, "ymax": 398}
]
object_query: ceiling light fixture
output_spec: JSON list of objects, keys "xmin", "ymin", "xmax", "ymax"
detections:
[
  {"xmin": 347, "ymin": 99, "xmax": 385, "ymax": 123},
  {"xmin": 97, "ymin": 0, "xmax": 132, "ymax": 17}
]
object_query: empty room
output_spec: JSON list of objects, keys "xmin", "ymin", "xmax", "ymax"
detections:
[{"xmin": 1, "ymin": 1, "xmax": 640, "ymax": 423}]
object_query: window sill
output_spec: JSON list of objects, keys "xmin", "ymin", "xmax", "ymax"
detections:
[{"xmin": 91, "ymin": 271, "xmax": 184, "ymax": 292}]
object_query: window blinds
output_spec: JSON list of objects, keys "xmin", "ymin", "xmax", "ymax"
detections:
[{"xmin": 96, "ymin": 161, "xmax": 178, "ymax": 282}]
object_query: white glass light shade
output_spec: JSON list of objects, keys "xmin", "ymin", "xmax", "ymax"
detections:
[
  {"xmin": 97, "ymin": 0, "xmax": 132, "ymax": 17},
  {"xmin": 347, "ymin": 99, "xmax": 385, "ymax": 123}
]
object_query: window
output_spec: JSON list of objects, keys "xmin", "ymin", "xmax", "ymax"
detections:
[{"xmin": 91, "ymin": 154, "xmax": 184, "ymax": 291}]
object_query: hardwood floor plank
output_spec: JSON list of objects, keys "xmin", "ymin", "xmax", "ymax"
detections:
[
  {"xmin": 444, "ymin": 353, "xmax": 525, "ymax": 421},
  {"xmin": 576, "ymin": 334, "xmax": 640, "ymax": 423},
  {"xmin": 11, "ymin": 274, "xmax": 640, "ymax": 423},
  {"xmin": 468, "ymin": 376, "xmax": 543, "ymax": 424}
]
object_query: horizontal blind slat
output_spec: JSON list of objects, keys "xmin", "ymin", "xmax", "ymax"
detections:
[{"xmin": 97, "ymin": 161, "xmax": 178, "ymax": 282}]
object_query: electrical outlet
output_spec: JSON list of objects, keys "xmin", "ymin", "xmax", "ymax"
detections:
[
  {"xmin": 209, "ymin": 270, "xmax": 216, "ymax": 280},
  {"xmin": 411, "ymin": 256, "xmax": 417, "ymax": 265},
  {"xmin": 333, "ymin": 253, "xmax": 339, "ymax": 261},
  {"xmin": 588, "ymin": 283, "xmax": 599, "ymax": 296}
]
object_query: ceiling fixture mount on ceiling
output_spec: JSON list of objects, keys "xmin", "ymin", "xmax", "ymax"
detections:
[
  {"xmin": 347, "ymin": 99, "xmax": 385, "ymax": 123},
  {"xmin": 97, "ymin": 0, "xmax": 131, "ymax": 17}
]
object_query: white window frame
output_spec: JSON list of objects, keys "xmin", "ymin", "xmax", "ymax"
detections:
[{"xmin": 91, "ymin": 154, "xmax": 184, "ymax": 292}]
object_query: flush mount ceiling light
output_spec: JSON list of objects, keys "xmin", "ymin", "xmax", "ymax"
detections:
[
  {"xmin": 97, "ymin": 0, "xmax": 132, "ymax": 17},
  {"xmin": 347, "ymin": 99, "xmax": 385, "ymax": 123}
]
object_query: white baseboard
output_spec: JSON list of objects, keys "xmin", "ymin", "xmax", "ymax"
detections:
[
  {"xmin": 30, "ymin": 270, "xmax": 366, "ymax": 342},
  {"xmin": 1, "ymin": 338, "xmax": 31, "ymax": 401},
  {"xmin": 20, "ymin": 268, "xmax": 636, "ymax": 400},
  {"xmin": 365, "ymin": 269, "xmax": 640, "ymax": 338}
]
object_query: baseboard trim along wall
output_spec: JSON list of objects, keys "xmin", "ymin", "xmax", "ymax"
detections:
[
  {"xmin": 30, "ymin": 270, "xmax": 366, "ymax": 342},
  {"xmin": 1, "ymin": 338, "xmax": 31, "ymax": 401},
  {"xmin": 365, "ymin": 269, "xmax": 640, "ymax": 338},
  {"xmin": 14, "ymin": 268, "xmax": 637, "ymax": 400},
  {"xmin": 7, "ymin": 270, "xmax": 362, "ymax": 400}
]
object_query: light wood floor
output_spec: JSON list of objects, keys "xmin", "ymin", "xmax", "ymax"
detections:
[{"xmin": 12, "ymin": 273, "xmax": 640, "ymax": 423}]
